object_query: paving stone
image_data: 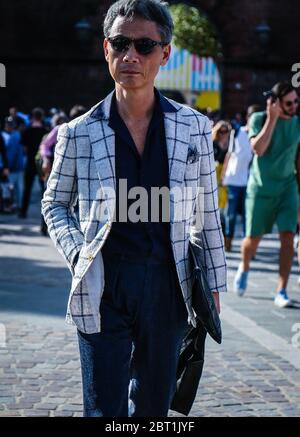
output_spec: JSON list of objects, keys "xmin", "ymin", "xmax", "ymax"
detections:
[
  {"xmin": 21, "ymin": 410, "xmax": 49, "ymax": 417},
  {"xmin": 57, "ymin": 404, "xmax": 83, "ymax": 412},
  {"xmin": 34, "ymin": 403, "xmax": 58, "ymax": 410},
  {"xmin": 44, "ymin": 397, "xmax": 68, "ymax": 403},
  {"xmin": 19, "ymin": 396, "xmax": 42, "ymax": 403},
  {"xmin": 0, "ymin": 397, "xmax": 16, "ymax": 403},
  {"xmin": 266, "ymin": 398, "xmax": 289, "ymax": 403},
  {"xmin": 0, "ymin": 379, "xmax": 20, "ymax": 385},
  {"xmin": 52, "ymin": 411, "xmax": 74, "ymax": 417},
  {"xmin": 6, "ymin": 402, "xmax": 34, "ymax": 409},
  {"xmin": 16, "ymin": 362, "xmax": 37, "ymax": 369},
  {"xmin": 20, "ymin": 385, "xmax": 40, "ymax": 392}
]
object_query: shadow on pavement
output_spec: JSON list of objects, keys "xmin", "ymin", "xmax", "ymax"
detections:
[{"xmin": 0, "ymin": 255, "xmax": 71, "ymax": 318}]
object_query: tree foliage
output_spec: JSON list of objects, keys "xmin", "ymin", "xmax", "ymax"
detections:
[{"xmin": 170, "ymin": 4, "xmax": 222, "ymax": 59}]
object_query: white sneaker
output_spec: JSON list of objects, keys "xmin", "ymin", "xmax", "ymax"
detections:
[
  {"xmin": 294, "ymin": 234, "xmax": 299, "ymax": 251},
  {"xmin": 274, "ymin": 290, "xmax": 291, "ymax": 308},
  {"xmin": 233, "ymin": 265, "xmax": 248, "ymax": 297}
]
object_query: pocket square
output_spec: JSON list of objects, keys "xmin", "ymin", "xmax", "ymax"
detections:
[{"xmin": 187, "ymin": 147, "xmax": 200, "ymax": 164}]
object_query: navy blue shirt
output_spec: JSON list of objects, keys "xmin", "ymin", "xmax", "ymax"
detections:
[{"xmin": 101, "ymin": 90, "xmax": 177, "ymax": 263}]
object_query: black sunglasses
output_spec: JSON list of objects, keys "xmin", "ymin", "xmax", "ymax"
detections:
[
  {"xmin": 107, "ymin": 35, "xmax": 168, "ymax": 55},
  {"xmin": 219, "ymin": 129, "xmax": 229, "ymax": 134},
  {"xmin": 285, "ymin": 98, "xmax": 299, "ymax": 107}
]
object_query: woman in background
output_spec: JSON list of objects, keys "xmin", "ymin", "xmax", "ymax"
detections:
[{"xmin": 212, "ymin": 120, "xmax": 232, "ymax": 235}]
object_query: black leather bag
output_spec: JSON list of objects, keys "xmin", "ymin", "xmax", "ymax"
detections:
[
  {"xmin": 189, "ymin": 242, "xmax": 222, "ymax": 344},
  {"xmin": 170, "ymin": 323, "xmax": 206, "ymax": 415},
  {"xmin": 170, "ymin": 243, "xmax": 222, "ymax": 415}
]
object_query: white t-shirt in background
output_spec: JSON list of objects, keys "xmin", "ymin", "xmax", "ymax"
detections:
[{"xmin": 223, "ymin": 126, "xmax": 253, "ymax": 187}]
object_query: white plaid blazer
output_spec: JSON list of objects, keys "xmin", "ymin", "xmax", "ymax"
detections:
[{"xmin": 42, "ymin": 91, "xmax": 227, "ymax": 334}]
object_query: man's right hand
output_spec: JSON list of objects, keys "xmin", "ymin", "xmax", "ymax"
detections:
[
  {"xmin": 252, "ymin": 98, "xmax": 279, "ymax": 156},
  {"xmin": 267, "ymin": 97, "xmax": 281, "ymax": 122},
  {"xmin": 42, "ymin": 162, "xmax": 52, "ymax": 181}
]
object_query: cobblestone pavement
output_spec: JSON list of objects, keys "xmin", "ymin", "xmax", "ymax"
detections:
[{"xmin": 0, "ymin": 189, "xmax": 300, "ymax": 417}]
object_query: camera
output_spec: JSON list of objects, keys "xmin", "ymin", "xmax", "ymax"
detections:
[{"xmin": 263, "ymin": 90, "xmax": 277, "ymax": 103}]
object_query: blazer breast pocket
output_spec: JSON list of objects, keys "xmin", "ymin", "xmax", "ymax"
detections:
[
  {"xmin": 185, "ymin": 147, "xmax": 200, "ymax": 184},
  {"xmin": 186, "ymin": 146, "xmax": 200, "ymax": 165}
]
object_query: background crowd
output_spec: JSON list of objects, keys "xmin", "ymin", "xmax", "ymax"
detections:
[
  {"xmin": 0, "ymin": 83, "xmax": 298, "ymax": 261},
  {"xmin": 0, "ymin": 104, "xmax": 86, "ymax": 234}
]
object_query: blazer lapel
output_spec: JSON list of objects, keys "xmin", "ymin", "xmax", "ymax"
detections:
[
  {"xmin": 86, "ymin": 94, "xmax": 116, "ymax": 222},
  {"xmin": 87, "ymin": 119, "xmax": 116, "ymax": 191}
]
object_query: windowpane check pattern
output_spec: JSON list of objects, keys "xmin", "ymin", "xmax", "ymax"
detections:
[{"xmin": 42, "ymin": 91, "xmax": 227, "ymax": 334}]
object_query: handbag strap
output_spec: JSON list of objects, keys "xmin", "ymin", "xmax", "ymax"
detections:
[{"xmin": 189, "ymin": 242, "xmax": 202, "ymax": 273}]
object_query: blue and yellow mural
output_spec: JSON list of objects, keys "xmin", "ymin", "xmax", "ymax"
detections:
[{"xmin": 155, "ymin": 45, "xmax": 221, "ymax": 110}]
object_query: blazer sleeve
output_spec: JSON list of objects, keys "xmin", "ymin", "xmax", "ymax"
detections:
[
  {"xmin": 191, "ymin": 116, "xmax": 227, "ymax": 293},
  {"xmin": 41, "ymin": 123, "xmax": 84, "ymax": 274}
]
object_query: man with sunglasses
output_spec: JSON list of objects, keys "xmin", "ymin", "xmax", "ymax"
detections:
[
  {"xmin": 42, "ymin": 0, "xmax": 226, "ymax": 417},
  {"xmin": 234, "ymin": 81, "xmax": 300, "ymax": 308}
]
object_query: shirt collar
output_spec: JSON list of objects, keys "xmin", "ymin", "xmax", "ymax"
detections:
[{"xmin": 90, "ymin": 87, "xmax": 179, "ymax": 120}]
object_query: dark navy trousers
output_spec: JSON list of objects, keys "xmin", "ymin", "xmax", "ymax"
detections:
[
  {"xmin": 225, "ymin": 185, "xmax": 247, "ymax": 238},
  {"xmin": 77, "ymin": 254, "xmax": 189, "ymax": 417}
]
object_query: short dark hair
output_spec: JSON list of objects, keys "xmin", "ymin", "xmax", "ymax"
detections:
[
  {"xmin": 31, "ymin": 107, "xmax": 45, "ymax": 121},
  {"xmin": 103, "ymin": 0, "xmax": 173, "ymax": 44},
  {"xmin": 272, "ymin": 81, "xmax": 297, "ymax": 100}
]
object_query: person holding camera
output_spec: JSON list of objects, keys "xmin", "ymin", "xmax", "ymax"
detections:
[{"xmin": 234, "ymin": 81, "xmax": 300, "ymax": 307}]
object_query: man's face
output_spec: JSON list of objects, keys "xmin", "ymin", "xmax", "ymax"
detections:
[
  {"xmin": 103, "ymin": 16, "xmax": 170, "ymax": 91},
  {"xmin": 280, "ymin": 90, "xmax": 299, "ymax": 117}
]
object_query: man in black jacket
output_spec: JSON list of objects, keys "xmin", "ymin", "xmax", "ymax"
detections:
[{"xmin": 19, "ymin": 108, "xmax": 48, "ymax": 221}]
